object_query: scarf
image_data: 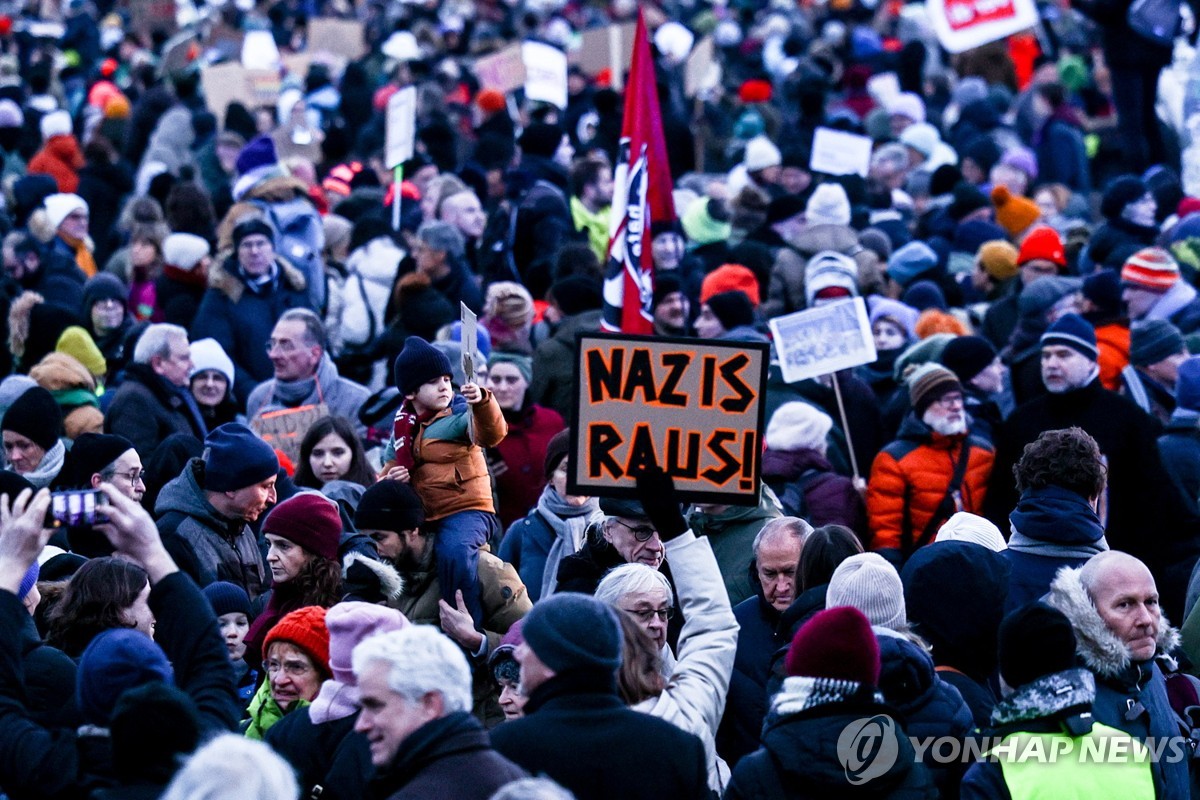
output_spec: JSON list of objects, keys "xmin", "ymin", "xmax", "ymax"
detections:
[
  {"xmin": 60, "ymin": 233, "xmax": 96, "ymax": 278},
  {"xmin": 767, "ymin": 675, "xmax": 884, "ymax": 723},
  {"xmin": 272, "ymin": 355, "xmax": 340, "ymax": 407},
  {"xmin": 390, "ymin": 401, "xmax": 421, "ymax": 471},
  {"xmin": 308, "ymin": 679, "xmax": 359, "ymax": 725},
  {"xmin": 536, "ymin": 486, "xmax": 600, "ymax": 600},
  {"xmin": 1009, "ymin": 485, "xmax": 1108, "ymax": 558},
  {"xmin": 23, "ymin": 440, "xmax": 65, "ymax": 489}
]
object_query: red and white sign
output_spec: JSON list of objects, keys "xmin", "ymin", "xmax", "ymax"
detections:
[{"xmin": 928, "ymin": 0, "xmax": 1039, "ymax": 53}]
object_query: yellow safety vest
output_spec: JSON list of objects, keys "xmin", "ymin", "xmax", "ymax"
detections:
[{"xmin": 993, "ymin": 722, "xmax": 1157, "ymax": 800}]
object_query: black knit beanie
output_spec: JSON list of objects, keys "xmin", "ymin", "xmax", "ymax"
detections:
[
  {"xmin": 999, "ymin": 602, "xmax": 1077, "ymax": 688},
  {"xmin": 355, "ymin": 479, "xmax": 426, "ymax": 532},
  {"xmin": 393, "ymin": 336, "xmax": 453, "ymax": 396},
  {"xmin": 1, "ymin": 386, "xmax": 61, "ymax": 450},
  {"xmin": 705, "ymin": 290, "xmax": 755, "ymax": 331}
]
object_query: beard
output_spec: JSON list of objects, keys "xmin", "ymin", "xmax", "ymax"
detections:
[{"xmin": 924, "ymin": 413, "xmax": 968, "ymax": 436}]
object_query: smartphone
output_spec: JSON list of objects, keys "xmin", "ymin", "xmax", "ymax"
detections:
[{"xmin": 46, "ymin": 490, "xmax": 107, "ymax": 528}]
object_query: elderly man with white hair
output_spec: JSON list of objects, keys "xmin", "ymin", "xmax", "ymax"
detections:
[
  {"xmin": 1046, "ymin": 551, "xmax": 1190, "ymax": 800},
  {"xmin": 593, "ymin": 470, "xmax": 740, "ymax": 795},
  {"xmin": 352, "ymin": 625, "xmax": 527, "ymax": 799}
]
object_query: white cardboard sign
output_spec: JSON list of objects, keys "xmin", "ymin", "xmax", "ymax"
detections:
[
  {"xmin": 769, "ymin": 298, "xmax": 878, "ymax": 384},
  {"xmin": 522, "ymin": 41, "xmax": 569, "ymax": 109},
  {"xmin": 927, "ymin": 0, "xmax": 1039, "ymax": 54},
  {"xmin": 385, "ymin": 87, "xmax": 416, "ymax": 170},
  {"xmin": 810, "ymin": 127, "xmax": 874, "ymax": 178}
]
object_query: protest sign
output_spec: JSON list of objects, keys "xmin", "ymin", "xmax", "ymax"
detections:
[
  {"xmin": 385, "ymin": 86, "xmax": 416, "ymax": 169},
  {"xmin": 131, "ymin": 0, "xmax": 175, "ymax": 38},
  {"xmin": 568, "ymin": 333, "xmax": 769, "ymax": 505},
  {"xmin": 573, "ymin": 22, "xmax": 636, "ymax": 80},
  {"xmin": 927, "ymin": 0, "xmax": 1038, "ymax": 53},
  {"xmin": 810, "ymin": 127, "xmax": 874, "ymax": 178},
  {"xmin": 522, "ymin": 41, "xmax": 569, "ymax": 109},
  {"xmin": 769, "ymin": 298, "xmax": 877, "ymax": 384},
  {"xmin": 460, "ymin": 302, "xmax": 479, "ymax": 383},
  {"xmin": 306, "ymin": 18, "xmax": 366, "ymax": 60},
  {"xmin": 685, "ymin": 36, "xmax": 719, "ymax": 97},
  {"xmin": 866, "ymin": 72, "xmax": 901, "ymax": 107},
  {"xmin": 474, "ymin": 44, "xmax": 525, "ymax": 92},
  {"xmin": 250, "ymin": 403, "xmax": 330, "ymax": 465}
]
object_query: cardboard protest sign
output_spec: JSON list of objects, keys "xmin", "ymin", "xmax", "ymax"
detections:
[
  {"xmin": 573, "ymin": 22, "xmax": 636, "ymax": 80},
  {"xmin": 769, "ymin": 298, "xmax": 877, "ymax": 384},
  {"xmin": 810, "ymin": 127, "xmax": 874, "ymax": 178},
  {"xmin": 250, "ymin": 403, "xmax": 330, "ymax": 465},
  {"xmin": 927, "ymin": 0, "xmax": 1038, "ymax": 53},
  {"xmin": 306, "ymin": 18, "xmax": 366, "ymax": 60},
  {"xmin": 385, "ymin": 86, "xmax": 416, "ymax": 169},
  {"xmin": 460, "ymin": 302, "xmax": 479, "ymax": 383},
  {"xmin": 568, "ymin": 333, "xmax": 769, "ymax": 505},
  {"xmin": 685, "ymin": 36, "xmax": 718, "ymax": 97},
  {"xmin": 522, "ymin": 41, "xmax": 569, "ymax": 109},
  {"xmin": 474, "ymin": 44, "xmax": 525, "ymax": 92}
]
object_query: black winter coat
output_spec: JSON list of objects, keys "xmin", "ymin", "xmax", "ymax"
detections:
[
  {"xmin": 719, "ymin": 594, "xmax": 788, "ymax": 768},
  {"xmin": 104, "ymin": 363, "xmax": 204, "ymax": 457},
  {"xmin": 266, "ymin": 706, "xmax": 372, "ymax": 800},
  {"xmin": 490, "ymin": 672, "xmax": 708, "ymax": 800}
]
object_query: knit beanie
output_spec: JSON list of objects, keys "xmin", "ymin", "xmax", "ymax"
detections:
[
  {"xmin": 902, "ymin": 280, "xmax": 946, "ymax": 312},
  {"xmin": 765, "ymin": 402, "xmax": 833, "ymax": 453},
  {"xmin": 39, "ymin": 109, "xmax": 71, "ymax": 140},
  {"xmin": 929, "ymin": 164, "xmax": 964, "ymax": 197},
  {"xmin": 934, "ymin": 512, "xmax": 1007, "ymax": 551},
  {"xmin": 43, "ymin": 193, "xmax": 88, "ymax": 231},
  {"xmin": 1020, "ymin": 276, "xmax": 1083, "ymax": 321},
  {"xmin": 65, "ymin": 433, "xmax": 133, "ymax": 486},
  {"xmin": 263, "ymin": 493, "xmax": 342, "ymax": 560},
  {"xmin": 2, "ymin": 385, "xmax": 61, "ymax": 450},
  {"xmin": 947, "ymin": 182, "xmax": 990, "ymax": 222},
  {"xmin": 202, "ymin": 423, "xmax": 278, "ymax": 492},
  {"xmin": 681, "ymin": 197, "xmax": 732, "ymax": 246},
  {"xmin": 82, "ymin": 273, "xmax": 127, "ymax": 312},
  {"xmin": 1040, "ymin": 313, "xmax": 1098, "ymax": 361},
  {"xmin": 1177, "ymin": 356, "xmax": 1200, "ymax": 411},
  {"xmin": 235, "ymin": 135, "xmax": 278, "ymax": 176},
  {"xmin": 805, "ymin": 251, "xmax": 858, "ymax": 307},
  {"xmin": 766, "ymin": 194, "xmax": 806, "ymax": 226},
  {"xmin": 978, "ymin": 240, "xmax": 1020, "ymax": 281},
  {"xmin": 17, "ymin": 561, "xmax": 38, "ymax": 601},
  {"xmin": 999, "ymin": 602, "xmax": 1077, "ymax": 688},
  {"xmin": 887, "ymin": 92, "xmax": 926, "ymax": 123},
  {"xmin": 705, "ymin": 290, "xmax": 756, "ymax": 331},
  {"xmin": 543, "ymin": 429, "xmax": 570, "ymax": 479},
  {"xmin": 476, "ymin": 88, "xmax": 507, "ymax": 115},
  {"xmin": 941, "ymin": 336, "xmax": 997, "ymax": 383},
  {"xmin": 162, "ymin": 233, "xmax": 210, "ymax": 271},
  {"xmin": 77, "ymin": 629, "xmax": 174, "ymax": 725},
  {"xmin": 203, "ymin": 581, "xmax": 252, "ymax": 619},
  {"xmin": 887, "ymin": 241, "xmax": 938, "ymax": 287},
  {"xmin": 55, "ymin": 327, "xmax": 106, "ymax": 379},
  {"xmin": 355, "ymin": 480, "xmax": 425, "ymax": 533},
  {"xmin": 907, "ymin": 363, "xmax": 962, "ymax": 415},
  {"xmin": 1100, "ymin": 175, "xmax": 1148, "ymax": 221},
  {"xmin": 188, "ymin": 338, "xmax": 235, "ymax": 385},
  {"xmin": 785, "ymin": 606, "xmax": 881, "ymax": 685},
  {"xmin": 393, "ymin": 336, "xmax": 453, "ymax": 396},
  {"xmin": 827, "ymin": 553, "xmax": 907, "ymax": 631},
  {"xmin": 549, "ymin": 276, "xmax": 603, "ymax": 316},
  {"xmin": 264, "ymin": 606, "xmax": 331, "ymax": 677},
  {"xmin": 522, "ymin": 592, "xmax": 622, "ymax": 674},
  {"xmin": 992, "ymin": 186, "xmax": 1040, "ymax": 237},
  {"xmin": 326, "ymin": 601, "xmax": 408, "ymax": 685},
  {"xmin": 1017, "ymin": 225, "xmax": 1066, "ymax": 268},
  {"xmin": 1082, "ymin": 270, "xmax": 1122, "ymax": 315},
  {"xmin": 869, "ymin": 298, "xmax": 919, "ymax": 340},
  {"xmin": 1130, "ymin": 320, "xmax": 1186, "ymax": 367},
  {"xmin": 518, "ymin": 123, "xmax": 564, "ymax": 159},
  {"xmin": 805, "ymin": 183, "xmax": 852, "ymax": 227},
  {"xmin": 700, "ymin": 263, "xmax": 760, "ymax": 306},
  {"xmin": 231, "ymin": 217, "xmax": 274, "ymax": 250},
  {"xmin": 487, "ymin": 352, "xmax": 532, "ymax": 384},
  {"xmin": 652, "ymin": 272, "xmax": 684, "ymax": 310},
  {"xmin": 1122, "ymin": 247, "xmax": 1180, "ymax": 293},
  {"xmin": 743, "ymin": 135, "xmax": 782, "ymax": 172}
]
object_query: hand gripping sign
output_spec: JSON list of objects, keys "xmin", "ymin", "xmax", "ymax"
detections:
[{"xmin": 568, "ymin": 333, "xmax": 769, "ymax": 505}]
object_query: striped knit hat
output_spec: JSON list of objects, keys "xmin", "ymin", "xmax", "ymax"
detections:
[
  {"xmin": 1040, "ymin": 313, "xmax": 1098, "ymax": 361},
  {"xmin": 1122, "ymin": 247, "xmax": 1179, "ymax": 293}
]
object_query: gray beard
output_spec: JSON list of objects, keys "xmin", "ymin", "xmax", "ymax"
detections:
[{"xmin": 925, "ymin": 414, "xmax": 968, "ymax": 436}]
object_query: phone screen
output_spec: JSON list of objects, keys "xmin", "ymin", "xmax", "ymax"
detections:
[{"xmin": 47, "ymin": 490, "xmax": 106, "ymax": 528}]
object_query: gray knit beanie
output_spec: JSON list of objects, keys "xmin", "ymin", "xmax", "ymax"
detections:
[
  {"xmin": 826, "ymin": 552, "xmax": 907, "ymax": 631},
  {"xmin": 522, "ymin": 593, "xmax": 622, "ymax": 674}
]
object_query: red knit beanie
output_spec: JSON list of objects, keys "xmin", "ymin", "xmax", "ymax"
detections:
[
  {"xmin": 785, "ymin": 606, "xmax": 881, "ymax": 685},
  {"xmin": 738, "ymin": 79, "xmax": 772, "ymax": 104},
  {"xmin": 264, "ymin": 606, "xmax": 331, "ymax": 677},
  {"xmin": 262, "ymin": 493, "xmax": 342, "ymax": 560},
  {"xmin": 700, "ymin": 263, "xmax": 761, "ymax": 306},
  {"xmin": 1016, "ymin": 225, "xmax": 1066, "ymax": 268},
  {"xmin": 476, "ymin": 88, "xmax": 507, "ymax": 115}
]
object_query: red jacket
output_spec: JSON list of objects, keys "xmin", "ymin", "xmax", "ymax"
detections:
[
  {"xmin": 490, "ymin": 404, "xmax": 565, "ymax": 529},
  {"xmin": 28, "ymin": 135, "xmax": 84, "ymax": 193}
]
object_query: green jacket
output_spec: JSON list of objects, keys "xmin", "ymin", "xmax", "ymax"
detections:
[
  {"xmin": 242, "ymin": 678, "xmax": 310, "ymax": 741},
  {"xmin": 687, "ymin": 486, "xmax": 783, "ymax": 607}
]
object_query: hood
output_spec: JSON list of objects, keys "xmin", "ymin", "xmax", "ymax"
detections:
[
  {"xmin": 44, "ymin": 135, "xmax": 83, "ymax": 164},
  {"xmin": 991, "ymin": 668, "xmax": 1096, "ymax": 727},
  {"xmin": 153, "ymin": 458, "xmax": 237, "ymax": 532},
  {"xmin": 1009, "ymin": 486, "xmax": 1105, "ymax": 546},
  {"xmin": 789, "ymin": 222, "xmax": 857, "ymax": 256},
  {"xmin": 901, "ymin": 541, "xmax": 1010, "ymax": 678},
  {"xmin": 762, "ymin": 448, "xmax": 831, "ymax": 481},
  {"xmin": 28, "ymin": 352, "xmax": 96, "ymax": 392},
  {"xmin": 346, "ymin": 237, "xmax": 404, "ymax": 284},
  {"xmin": 1045, "ymin": 566, "xmax": 1180, "ymax": 679},
  {"xmin": 343, "ymin": 551, "xmax": 404, "ymax": 604},
  {"xmin": 688, "ymin": 486, "xmax": 782, "ymax": 533},
  {"xmin": 207, "ymin": 251, "xmax": 307, "ymax": 305},
  {"xmin": 875, "ymin": 628, "xmax": 941, "ymax": 716}
]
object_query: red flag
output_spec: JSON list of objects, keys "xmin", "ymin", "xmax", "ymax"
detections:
[{"xmin": 602, "ymin": 10, "xmax": 676, "ymax": 335}]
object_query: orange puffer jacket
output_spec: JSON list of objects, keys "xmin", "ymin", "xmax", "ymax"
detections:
[{"xmin": 867, "ymin": 414, "xmax": 995, "ymax": 552}]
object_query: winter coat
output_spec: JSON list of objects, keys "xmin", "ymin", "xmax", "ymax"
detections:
[
  {"xmin": 28, "ymin": 352, "xmax": 103, "ymax": 441},
  {"xmin": 761, "ymin": 223, "xmax": 887, "ymax": 318},
  {"xmin": 490, "ymin": 671, "xmax": 709, "ymax": 800},
  {"xmin": 1119, "ymin": 365, "xmax": 1175, "ymax": 425},
  {"xmin": 245, "ymin": 355, "xmax": 370, "ymax": 437},
  {"xmin": 0, "ymin": 571, "xmax": 239, "ymax": 799},
  {"xmin": 1158, "ymin": 410, "xmax": 1200, "ymax": 519},
  {"xmin": 762, "ymin": 447, "xmax": 867, "ymax": 536},
  {"xmin": 687, "ymin": 488, "xmax": 784, "ymax": 607},
  {"xmin": 243, "ymin": 678, "xmax": 307, "ymax": 740},
  {"xmin": 371, "ymin": 711, "xmax": 525, "ymax": 800},
  {"xmin": 266, "ymin": 709, "xmax": 371, "ymax": 800},
  {"xmin": 867, "ymin": 414, "xmax": 995, "ymax": 553},
  {"xmin": 720, "ymin": 591, "xmax": 789, "ymax": 769},
  {"xmin": 499, "ymin": 489, "xmax": 603, "ymax": 603},
  {"xmin": 1141, "ymin": 279, "xmax": 1200, "ymax": 335},
  {"xmin": 190, "ymin": 253, "xmax": 312, "ymax": 394},
  {"xmin": 981, "ymin": 285, "xmax": 1021, "ymax": 352},
  {"xmin": 1073, "ymin": 0, "xmax": 1172, "ymax": 70},
  {"xmin": 27, "ymin": 135, "xmax": 83, "ymax": 193},
  {"xmin": 104, "ymin": 363, "xmax": 203, "ymax": 457},
  {"xmin": 511, "ymin": 156, "xmax": 574, "ymax": 298},
  {"xmin": 724, "ymin": 675, "xmax": 938, "ymax": 799},
  {"xmin": 530, "ymin": 309, "xmax": 603, "ymax": 420},
  {"xmin": 154, "ymin": 458, "xmax": 268, "ymax": 599},
  {"xmin": 1035, "ymin": 116, "xmax": 1091, "ymax": 194},
  {"xmin": 1003, "ymin": 486, "xmax": 1107, "ymax": 613},
  {"xmin": 633, "ymin": 532, "xmax": 738, "ymax": 793},
  {"xmin": 341, "ymin": 236, "xmax": 403, "ymax": 349},
  {"xmin": 1096, "ymin": 320, "xmax": 1131, "ymax": 391},
  {"xmin": 488, "ymin": 405, "xmax": 564, "ymax": 529},
  {"xmin": 17, "ymin": 612, "xmax": 78, "ymax": 729},
  {"xmin": 76, "ymin": 160, "xmax": 133, "ymax": 264},
  {"xmin": 1084, "ymin": 218, "xmax": 1157, "ymax": 272},
  {"xmin": 1046, "ymin": 565, "xmax": 1190, "ymax": 800},
  {"xmin": 155, "ymin": 267, "xmax": 207, "ymax": 330}
]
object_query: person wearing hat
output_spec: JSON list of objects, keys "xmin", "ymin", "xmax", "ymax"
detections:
[
  {"xmin": 203, "ymin": 580, "xmax": 256, "ymax": 702},
  {"xmin": 80, "ymin": 273, "xmax": 131, "ymax": 374},
  {"xmin": 941, "ymin": 334, "xmax": 1007, "ymax": 444},
  {"xmin": 1159, "ymin": 357, "xmax": 1200, "ymax": 519},
  {"xmin": 485, "ymin": 352, "xmax": 566, "ymax": 530},
  {"xmin": 1079, "ymin": 269, "xmax": 1132, "ymax": 391},
  {"xmin": 980, "ymin": 225, "xmax": 1068, "ymax": 351},
  {"xmin": 1120, "ymin": 247, "xmax": 1200, "ymax": 334},
  {"xmin": 2, "ymin": 385, "xmax": 65, "ymax": 488},
  {"xmin": 347, "ymin": 479, "xmax": 530, "ymax": 726},
  {"xmin": 985, "ymin": 314, "xmax": 1186, "ymax": 566},
  {"xmin": 244, "ymin": 605, "xmax": 331, "ymax": 740},
  {"xmin": 191, "ymin": 214, "xmax": 312, "ymax": 389},
  {"xmin": 188, "ymin": 337, "xmax": 240, "ymax": 431},
  {"xmin": 411, "ymin": 220, "xmax": 484, "ymax": 314},
  {"xmin": 512, "ymin": 122, "xmax": 573, "ymax": 300},
  {"xmin": 866, "ymin": 363, "xmax": 995, "ymax": 554},
  {"xmin": 694, "ymin": 290, "xmax": 767, "ymax": 344},
  {"xmin": 1119, "ymin": 319, "xmax": 1189, "ymax": 424},
  {"xmin": 1085, "ymin": 176, "xmax": 1160, "ymax": 271},
  {"xmin": 490, "ymin": 593, "xmax": 708, "ymax": 800},
  {"xmin": 724, "ymin": 606, "xmax": 935, "ymax": 797},
  {"xmin": 40, "ymin": 193, "xmax": 97, "ymax": 279},
  {"xmin": 489, "ymin": 620, "xmax": 527, "ymax": 721},
  {"xmin": 154, "ymin": 422, "xmax": 279, "ymax": 599},
  {"xmin": 56, "ymin": 432, "xmax": 143, "ymax": 503},
  {"xmin": 29, "ymin": 111, "xmax": 83, "ymax": 193},
  {"xmin": 651, "ymin": 272, "xmax": 691, "ymax": 337},
  {"xmin": 155, "ymin": 232, "xmax": 211, "ymax": 330},
  {"xmin": 499, "ymin": 430, "xmax": 603, "ymax": 602}
]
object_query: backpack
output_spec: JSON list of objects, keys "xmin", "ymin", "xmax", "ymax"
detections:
[{"xmin": 253, "ymin": 196, "xmax": 326, "ymax": 312}]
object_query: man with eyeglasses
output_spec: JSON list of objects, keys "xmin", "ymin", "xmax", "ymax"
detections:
[
  {"xmin": 867, "ymin": 363, "xmax": 995, "ymax": 557},
  {"xmin": 57, "ymin": 432, "xmax": 144, "ymax": 504}
]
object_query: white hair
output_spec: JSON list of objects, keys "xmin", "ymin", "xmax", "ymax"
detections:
[
  {"xmin": 351, "ymin": 625, "xmax": 471, "ymax": 714},
  {"xmin": 752, "ymin": 516, "xmax": 813, "ymax": 559},
  {"xmin": 595, "ymin": 563, "xmax": 673, "ymax": 608},
  {"xmin": 160, "ymin": 734, "xmax": 298, "ymax": 800},
  {"xmin": 489, "ymin": 777, "xmax": 577, "ymax": 800},
  {"xmin": 133, "ymin": 323, "xmax": 188, "ymax": 365}
]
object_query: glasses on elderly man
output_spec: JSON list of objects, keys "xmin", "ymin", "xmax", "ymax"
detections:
[
  {"xmin": 606, "ymin": 518, "xmax": 658, "ymax": 542},
  {"xmin": 622, "ymin": 606, "xmax": 675, "ymax": 623}
]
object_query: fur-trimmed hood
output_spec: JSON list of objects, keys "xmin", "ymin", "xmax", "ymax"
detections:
[
  {"xmin": 7, "ymin": 291, "xmax": 41, "ymax": 358},
  {"xmin": 1045, "ymin": 566, "xmax": 1180, "ymax": 679},
  {"xmin": 216, "ymin": 176, "xmax": 311, "ymax": 251},
  {"xmin": 28, "ymin": 351, "xmax": 95, "ymax": 392},
  {"xmin": 991, "ymin": 667, "xmax": 1096, "ymax": 727},
  {"xmin": 207, "ymin": 251, "xmax": 307, "ymax": 305},
  {"xmin": 343, "ymin": 552, "xmax": 405, "ymax": 605}
]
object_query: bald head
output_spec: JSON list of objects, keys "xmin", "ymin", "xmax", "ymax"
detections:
[{"xmin": 1080, "ymin": 551, "xmax": 1161, "ymax": 662}]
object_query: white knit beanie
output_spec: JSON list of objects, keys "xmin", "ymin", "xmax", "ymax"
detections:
[
  {"xmin": 805, "ymin": 183, "xmax": 852, "ymax": 227},
  {"xmin": 189, "ymin": 338, "xmax": 235, "ymax": 385},
  {"xmin": 43, "ymin": 193, "xmax": 88, "ymax": 230},
  {"xmin": 765, "ymin": 401, "xmax": 833, "ymax": 454},
  {"xmin": 934, "ymin": 512, "xmax": 1007, "ymax": 552},
  {"xmin": 743, "ymin": 135, "xmax": 782, "ymax": 173},
  {"xmin": 827, "ymin": 552, "xmax": 907, "ymax": 631},
  {"xmin": 39, "ymin": 109, "xmax": 71, "ymax": 141},
  {"xmin": 163, "ymin": 233, "xmax": 211, "ymax": 272}
]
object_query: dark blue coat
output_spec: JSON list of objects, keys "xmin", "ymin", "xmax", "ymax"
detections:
[
  {"xmin": 718, "ymin": 593, "xmax": 788, "ymax": 768},
  {"xmin": 1159, "ymin": 412, "xmax": 1200, "ymax": 519},
  {"xmin": 1003, "ymin": 486, "xmax": 1106, "ymax": 613}
]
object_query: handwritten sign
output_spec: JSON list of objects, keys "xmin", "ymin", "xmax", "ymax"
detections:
[
  {"xmin": 250, "ymin": 403, "xmax": 329, "ymax": 466},
  {"xmin": 810, "ymin": 127, "xmax": 874, "ymax": 178},
  {"xmin": 769, "ymin": 298, "xmax": 877, "ymax": 384},
  {"xmin": 928, "ymin": 0, "xmax": 1038, "ymax": 53}
]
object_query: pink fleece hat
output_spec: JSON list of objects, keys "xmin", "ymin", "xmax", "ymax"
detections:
[{"xmin": 325, "ymin": 601, "xmax": 409, "ymax": 685}]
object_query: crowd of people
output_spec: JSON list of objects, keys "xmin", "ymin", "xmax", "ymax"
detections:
[{"xmin": 0, "ymin": 0, "xmax": 1197, "ymax": 797}]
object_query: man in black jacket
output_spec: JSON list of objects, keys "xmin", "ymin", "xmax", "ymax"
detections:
[{"xmin": 490, "ymin": 592, "xmax": 709, "ymax": 800}]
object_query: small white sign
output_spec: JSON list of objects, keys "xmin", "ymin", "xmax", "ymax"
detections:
[
  {"xmin": 461, "ymin": 302, "xmax": 479, "ymax": 384},
  {"xmin": 769, "ymin": 298, "xmax": 877, "ymax": 384},
  {"xmin": 385, "ymin": 87, "xmax": 416, "ymax": 170},
  {"xmin": 866, "ymin": 72, "xmax": 901, "ymax": 107},
  {"xmin": 927, "ymin": 0, "xmax": 1039, "ymax": 53},
  {"xmin": 241, "ymin": 30, "xmax": 280, "ymax": 70},
  {"xmin": 810, "ymin": 127, "xmax": 874, "ymax": 179},
  {"xmin": 522, "ymin": 41, "xmax": 569, "ymax": 109}
]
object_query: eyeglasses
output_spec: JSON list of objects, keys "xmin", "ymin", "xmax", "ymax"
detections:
[
  {"xmin": 933, "ymin": 393, "xmax": 964, "ymax": 408},
  {"xmin": 262, "ymin": 659, "xmax": 313, "ymax": 678},
  {"xmin": 119, "ymin": 469, "xmax": 146, "ymax": 485},
  {"xmin": 265, "ymin": 339, "xmax": 297, "ymax": 354},
  {"xmin": 622, "ymin": 606, "xmax": 674, "ymax": 623},
  {"xmin": 607, "ymin": 518, "xmax": 658, "ymax": 542}
]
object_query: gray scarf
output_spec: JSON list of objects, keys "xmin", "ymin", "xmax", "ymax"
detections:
[
  {"xmin": 22, "ymin": 439, "xmax": 65, "ymax": 489},
  {"xmin": 272, "ymin": 355, "xmax": 339, "ymax": 407},
  {"xmin": 536, "ymin": 486, "xmax": 601, "ymax": 600}
]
